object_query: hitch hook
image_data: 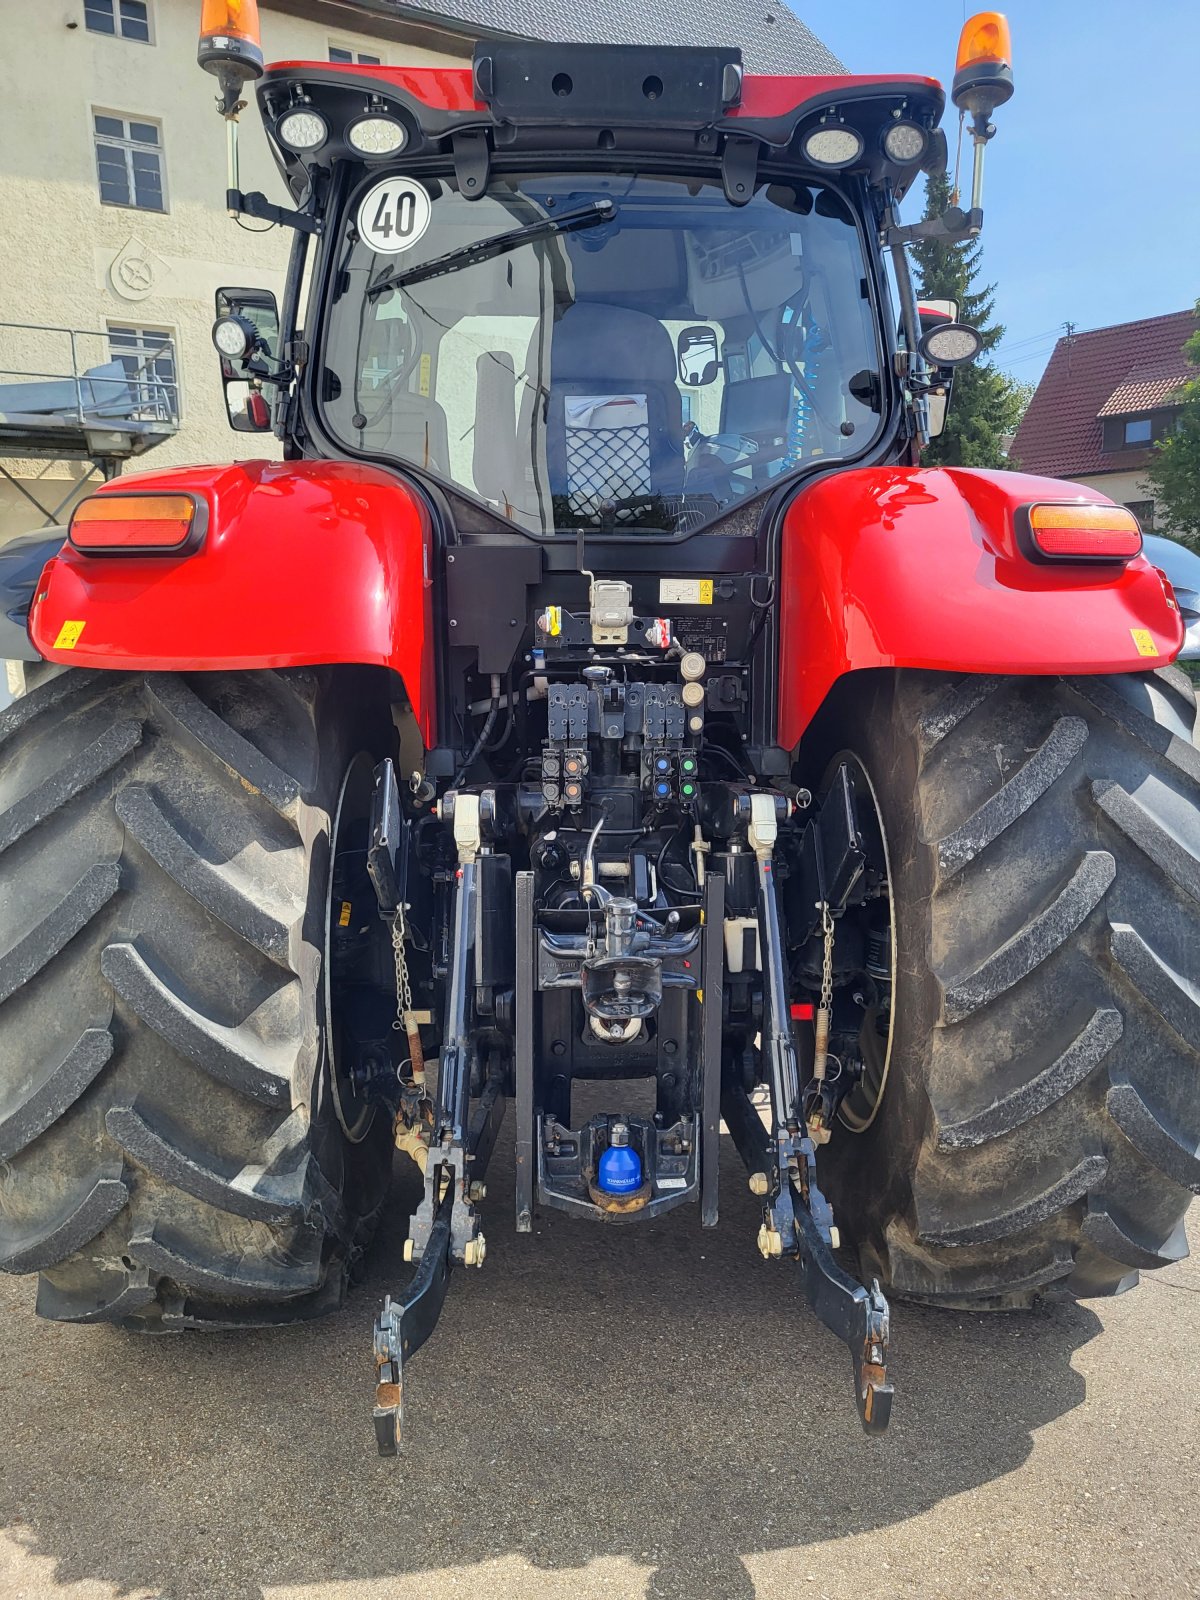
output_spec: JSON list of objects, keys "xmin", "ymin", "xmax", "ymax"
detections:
[
  {"xmin": 787, "ymin": 1175, "xmax": 894, "ymax": 1434},
  {"xmin": 372, "ymin": 1191, "xmax": 454, "ymax": 1454}
]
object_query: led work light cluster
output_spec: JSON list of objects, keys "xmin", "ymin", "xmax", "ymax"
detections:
[
  {"xmin": 799, "ymin": 112, "xmax": 932, "ymax": 171},
  {"xmin": 276, "ymin": 104, "xmax": 408, "ymax": 157}
]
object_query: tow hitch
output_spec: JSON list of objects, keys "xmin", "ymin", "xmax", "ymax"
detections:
[
  {"xmin": 369, "ymin": 768, "xmax": 891, "ymax": 1450},
  {"xmin": 744, "ymin": 792, "xmax": 893, "ymax": 1432},
  {"xmin": 368, "ymin": 765, "xmax": 506, "ymax": 1453},
  {"xmin": 765, "ymin": 1143, "xmax": 893, "ymax": 1432}
]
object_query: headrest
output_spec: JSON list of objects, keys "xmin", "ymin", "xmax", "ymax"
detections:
[{"xmin": 549, "ymin": 302, "xmax": 677, "ymax": 386}]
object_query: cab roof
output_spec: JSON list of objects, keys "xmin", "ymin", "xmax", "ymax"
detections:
[{"xmin": 258, "ymin": 42, "xmax": 945, "ymax": 202}]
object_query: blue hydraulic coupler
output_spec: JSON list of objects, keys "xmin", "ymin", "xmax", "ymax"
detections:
[{"xmin": 597, "ymin": 1121, "xmax": 642, "ymax": 1195}]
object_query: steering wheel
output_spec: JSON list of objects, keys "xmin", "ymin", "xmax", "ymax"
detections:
[{"xmin": 684, "ymin": 433, "xmax": 766, "ymax": 502}]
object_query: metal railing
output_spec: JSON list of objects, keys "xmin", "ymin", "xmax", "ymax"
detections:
[
  {"xmin": 0, "ymin": 320, "xmax": 180, "ymax": 428},
  {"xmin": 0, "ymin": 321, "xmax": 181, "ymax": 527}
]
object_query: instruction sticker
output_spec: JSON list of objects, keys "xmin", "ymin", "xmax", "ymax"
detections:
[
  {"xmin": 53, "ymin": 620, "xmax": 86, "ymax": 649},
  {"xmin": 357, "ymin": 176, "xmax": 432, "ymax": 255},
  {"xmin": 1130, "ymin": 628, "xmax": 1159, "ymax": 657},
  {"xmin": 659, "ymin": 578, "xmax": 713, "ymax": 606}
]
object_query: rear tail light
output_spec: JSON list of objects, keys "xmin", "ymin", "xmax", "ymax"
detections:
[
  {"xmin": 1019, "ymin": 503, "xmax": 1142, "ymax": 564},
  {"xmin": 69, "ymin": 493, "xmax": 206, "ymax": 555}
]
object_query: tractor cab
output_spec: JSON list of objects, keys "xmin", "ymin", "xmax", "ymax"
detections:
[{"xmin": 206, "ymin": 32, "xmax": 1005, "ymax": 540}]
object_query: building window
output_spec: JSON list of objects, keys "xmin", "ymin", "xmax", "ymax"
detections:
[
  {"xmin": 1123, "ymin": 416, "xmax": 1153, "ymax": 446},
  {"xmin": 108, "ymin": 326, "xmax": 179, "ymax": 422},
  {"xmin": 85, "ymin": 0, "xmax": 152, "ymax": 42},
  {"xmin": 329, "ymin": 42, "xmax": 383, "ymax": 64},
  {"xmin": 1124, "ymin": 500, "xmax": 1155, "ymax": 530},
  {"xmin": 93, "ymin": 113, "xmax": 165, "ymax": 211}
]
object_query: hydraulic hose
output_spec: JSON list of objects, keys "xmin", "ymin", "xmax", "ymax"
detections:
[{"xmin": 452, "ymin": 675, "xmax": 500, "ymax": 789}]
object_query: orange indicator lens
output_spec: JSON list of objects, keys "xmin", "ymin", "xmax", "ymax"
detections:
[
  {"xmin": 956, "ymin": 11, "xmax": 1012, "ymax": 72},
  {"xmin": 70, "ymin": 494, "xmax": 197, "ymax": 552},
  {"xmin": 1027, "ymin": 503, "xmax": 1141, "ymax": 561},
  {"xmin": 199, "ymin": 0, "xmax": 261, "ymax": 44}
]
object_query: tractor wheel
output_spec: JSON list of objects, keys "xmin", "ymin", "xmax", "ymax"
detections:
[
  {"xmin": 807, "ymin": 667, "xmax": 1200, "ymax": 1308},
  {"xmin": 0, "ymin": 665, "xmax": 394, "ymax": 1327}
]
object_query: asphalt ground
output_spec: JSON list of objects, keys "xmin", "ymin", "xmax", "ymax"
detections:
[{"xmin": 1, "ymin": 1117, "xmax": 1198, "ymax": 1600}]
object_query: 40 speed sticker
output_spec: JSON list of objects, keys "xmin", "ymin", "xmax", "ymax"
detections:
[{"xmin": 357, "ymin": 176, "xmax": 431, "ymax": 254}]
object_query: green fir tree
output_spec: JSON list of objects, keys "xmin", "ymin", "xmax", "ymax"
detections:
[
  {"xmin": 911, "ymin": 170, "xmax": 1029, "ymax": 467},
  {"xmin": 1143, "ymin": 302, "xmax": 1200, "ymax": 549}
]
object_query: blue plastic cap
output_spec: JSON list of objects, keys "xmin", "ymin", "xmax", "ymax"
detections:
[{"xmin": 598, "ymin": 1141, "xmax": 642, "ymax": 1195}]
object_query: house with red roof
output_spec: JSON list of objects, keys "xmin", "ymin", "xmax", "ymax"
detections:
[{"xmin": 1010, "ymin": 308, "xmax": 1197, "ymax": 533}]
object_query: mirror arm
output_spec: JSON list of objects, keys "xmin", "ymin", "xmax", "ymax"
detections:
[
  {"xmin": 884, "ymin": 204, "xmax": 983, "ymax": 248},
  {"xmin": 227, "ymin": 188, "xmax": 323, "ymax": 236},
  {"xmin": 242, "ymin": 349, "xmax": 293, "ymax": 388},
  {"xmin": 883, "ymin": 187, "xmax": 930, "ymax": 449}
]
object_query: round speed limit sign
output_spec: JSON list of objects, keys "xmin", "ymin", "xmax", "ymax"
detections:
[{"xmin": 357, "ymin": 177, "xmax": 431, "ymax": 254}]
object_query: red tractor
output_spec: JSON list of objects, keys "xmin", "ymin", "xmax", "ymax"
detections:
[{"xmin": 3, "ymin": 5, "xmax": 1197, "ymax": 1451}]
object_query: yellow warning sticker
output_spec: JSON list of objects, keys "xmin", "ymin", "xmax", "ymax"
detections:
[
  {"xmin": 1130, "ymin": 628, "xmax": 1159, "ymax": 657},
  {"xmin": 659, "ymin": 578, "xmax": 714, "ymax": 606},
  {"xmin": 338, "ymin": 900, "xmax": 353, "ymax": 928},
  {"xmin": 545, "ymin": 605, "xmax": 562, "ymax": 637},
  {"xmin": 53, "ymin": 620, "xmax": 86, "ymax": 650},
  {"xmin": 418, "ymin": 353, "xmax": 432, "ymax": 398}
]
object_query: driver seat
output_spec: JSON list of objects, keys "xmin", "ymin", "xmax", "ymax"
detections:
[{"xmin": 540, "ymin": 303, "xmax": 685, "ymax": 522}]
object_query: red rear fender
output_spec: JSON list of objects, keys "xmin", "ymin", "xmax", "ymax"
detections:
[
  {"xmin": 30, "ymin": 460, "xmax": 437, "ymax": 744},
  {"xmin": 777, "ymin": 466, "xmax": 1183, "ymax": 749}
]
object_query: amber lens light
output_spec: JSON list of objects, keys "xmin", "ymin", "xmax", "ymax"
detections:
[
  {"xmin": 71, "ymin": 494, "xmax": 197, "ymax": 552},
  {"xmin": 199, "ymin": 0, "xmax": 261, "ymax": 45},
  {"xmin": 1027, "ymin": 504, "xmax": 1142, "ymax": 561},
  {"xmin": 956, "ymin": 11, "xmax": 1012, "ymax": 71}
]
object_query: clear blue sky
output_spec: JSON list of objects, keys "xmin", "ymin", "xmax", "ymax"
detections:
[{"xmin": 799, "ymin": 1, "xmax": 1200, "ymax": 383}]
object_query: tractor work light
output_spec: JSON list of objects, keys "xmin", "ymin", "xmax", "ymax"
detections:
[
  {"xmin": 211, "ymin": 313, "xmax": 258, "ymax": 359},
  {"xmin": 197, "ymin": 0, "xmax": 263, "ymax": 84},
  {"xmin": 347, "ymin": 116, "xmax": 408, "ymax": 157},
  {"xmin": 882, "ymin": 119, "xmax": 929, "ymax": 164},
  {"xmin": 277, "ymin": 108, "xmax": 328, "ymax": 152},
  {"xmin": 953, "ymin": 11, "xmax": 1014, "ymax": 116},
  {"xmin": 918, "ymin": 320, "xmax": 983, "ymax": 367},
  {"xmin": 69, "ymin": 494, "xmax": 206, "ymax": 555},
  {"xmin": 1020, "ymin": 503, "xmax": 1143, "ymax": 564},
  {"xmin": 801, "ymin": 122, "xmax": 864, "ymax": 169}
]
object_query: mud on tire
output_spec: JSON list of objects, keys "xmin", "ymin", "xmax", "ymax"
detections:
[
  {"xmin": 0, "ymin": 666, "xmax": 393, "ymax": 1327},
  {"xmin": 808, "ymin": 667, "xmax": 1200, "ymax": 1308}
]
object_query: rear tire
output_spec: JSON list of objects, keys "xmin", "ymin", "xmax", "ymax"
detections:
[
  {"xmin": 0, "ymin": 666, "xmax": 393, "ymax": 1327},
  {"xmin": 807, "ymin": 667, "xmax": 1200, "ymax": 1308}
]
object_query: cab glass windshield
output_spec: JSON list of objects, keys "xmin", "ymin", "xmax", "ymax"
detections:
[{"xmin": 318, "ymin": 171, "xmax": 885, "ymax": 536}]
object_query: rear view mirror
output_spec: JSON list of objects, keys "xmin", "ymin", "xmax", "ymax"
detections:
[
  {"xmin": 917, "ymin": 298, "xmax": 958, "ymax": 328},
  {"xmin": 677, "ymin": 325, "xmax": 720, "ymax": 387},
  {"xmin": 213, "ymin": 286, "xmax": 280, "ymax": 432}
]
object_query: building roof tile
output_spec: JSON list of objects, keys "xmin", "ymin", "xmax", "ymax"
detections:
[
  {"xmin": 1096, "ymin": 358, "xmax": 1193, "ymax": 418},
  {"xmin": 1010, "ymin": 308, "xmax": 1197, "ymax": 479},
  {"xmin": 382, "ymin": 0, "xmax": 846, "ymax": 73}
]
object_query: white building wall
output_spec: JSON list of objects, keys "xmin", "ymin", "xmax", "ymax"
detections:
[
  {"xmin": 1070, "ymin": 469, "xmax": 1165, "ymax": 531},
  {"xmin": 0, "ymin": 0, "xmax": 461, "ymax": 539}
]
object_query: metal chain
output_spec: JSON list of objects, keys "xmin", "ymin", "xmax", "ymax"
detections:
[
  {"xmin": 813, "ymin": 903, "xmax": 835, "ymax": 1083},
  {"xmin": 391, "ymin": 902, "xmax": 427, "ymax": 1089},
  {"xmin": 390, "ymin": 902, "xmax": 414, "ymax": 1027}
]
